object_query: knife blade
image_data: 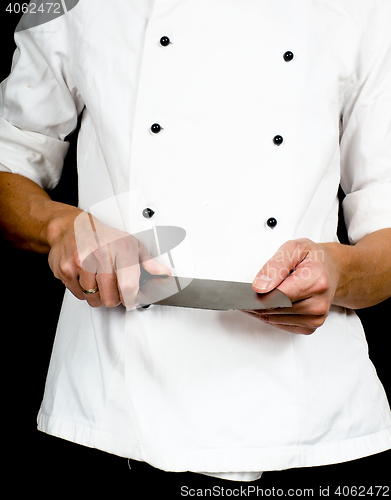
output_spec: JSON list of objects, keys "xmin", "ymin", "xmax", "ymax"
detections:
[{"xmin": 135, "ymin": 275, "xmax": 292, "ymax": 311}]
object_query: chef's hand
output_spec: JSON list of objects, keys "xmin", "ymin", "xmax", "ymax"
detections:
[
  {"xmin": 242, "ymin": 239, "xmax": 341, "ymax": 335},
  {"xmin": 48, "ymin": 211, "xmax": 171, "ymax": 309}
]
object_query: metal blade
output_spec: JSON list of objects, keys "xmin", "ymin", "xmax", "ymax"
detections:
[{"xmin": 136, "ymin": 276, "xmax": 292, "ymax": 310}]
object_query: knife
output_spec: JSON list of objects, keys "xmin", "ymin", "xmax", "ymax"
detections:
[{"xmin": 135, "ymin": 274, "xmax": 292, "ymax": 311}]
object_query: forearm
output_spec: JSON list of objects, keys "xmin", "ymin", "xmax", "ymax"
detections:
[
  {"xmin": 323, "ymin": 228, "xmax": 391, "ymax": 309},
  {"xmin": 0, "ymin": 172, "xmax": 82, "ymax": 253}
]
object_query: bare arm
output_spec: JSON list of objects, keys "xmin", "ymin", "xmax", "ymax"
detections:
[
  {"xmin": 0, "ymin": 171, "xmax": 82, "ymax": 253},
  {"xmin": 324, "ymin": 231, "xmax": 391, "ymax": 309}
]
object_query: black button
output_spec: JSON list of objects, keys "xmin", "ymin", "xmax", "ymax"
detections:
[
  {"xmin": 283, "ymin": 51, "xmax": 294, "ymax": 62},
  {"xmin": 160, "ymin": 36, "xmax": 171, "ymax": 47},
  {"xmin": 142, "ymin": 208, "xmax": 155, "ymax": 219},
  {"xmin": 267, "ymin": 218, "xmax": 278, "ymax": 229},
  {"xmin": 273, "ymin": 135, "xmax": 284, "ymax": 146},
  {"xmin": 150, "ymin": 123, "xmax": 162, "ymax": 134}
]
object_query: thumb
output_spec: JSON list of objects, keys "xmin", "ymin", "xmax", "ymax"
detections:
[
  {"xmin": 252, "ymin": 273, "xmax": 276, "ymax": 293},
  {"xmin": 139, "ymin": 245, "xmax": 172, "ymax": 276},
  {"xmin": 253, "ymin": 241, "xmax": 303, "ymax": 293}
]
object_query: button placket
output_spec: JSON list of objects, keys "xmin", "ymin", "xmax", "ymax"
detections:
[
  {"xmin": 141, "ymin": 25, "xmax": 182, "ymax": 277},
  {"xmin": 149, "ymin": 34, "xmax": 172, "ymax": 134},
  {"xmin": 266, "ymin": 49, "xmax": 296, "ymax": 231}
]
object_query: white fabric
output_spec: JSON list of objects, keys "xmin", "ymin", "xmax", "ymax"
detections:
[
  {"xmin": 1, "ymin": 0, "xmax": 391, "ymax": 477},
  {"xmin": 199, "ymin": 471, "xmax": 263, "ymax": 482}
]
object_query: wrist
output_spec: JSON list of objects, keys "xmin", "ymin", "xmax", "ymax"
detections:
[
  {"xmin": 320, "ymin": 241, "xmax": 358, "ymax": 307},
  {"xmin": 44, "ymin": 204, "xmax": 83, "ymax": 250}
]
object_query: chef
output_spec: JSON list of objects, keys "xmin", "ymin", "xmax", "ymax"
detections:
[{"xmin": 0, "ymin": 0, "xmax": 390, "ymax": 482}]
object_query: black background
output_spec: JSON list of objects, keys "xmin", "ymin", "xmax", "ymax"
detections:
[{"xmin": 1, "ymin": 5, "xmax": 390, "ymax": 497}]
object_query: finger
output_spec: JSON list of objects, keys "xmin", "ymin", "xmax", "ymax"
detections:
[
  {"xmin": 256, "ymin": 297, "xmax": 329, "ymax": 317},
  {"xmin": 116, "ymin": 263, "xmax": 141, "ymax": 310},
  {"xmin": 62, "ymin": 275, "xmax": 87, "ymax": 301},
  {"xmin": 58, "ymin": 264, "xmax": 94, "ymax": 302},
  {"xmin": 92, "ymin": 240, "xmax": 121, "ymax": 308},
  {"xmin": 252, "ymin": 239, "xmax": 311, "ymax": 294},
  {"xmin": 96, "ymin": 272, "xmax": 121, "ymax": 308},
  {"xmin": 241, "ymin": 311, "xmax": 317, "ymax": 335},
  {"xmin": 265, "ymin": 323, "xmax": 317, "ymax": 335},
  {"xmin": 241, "ymin": 297, "xmax": 310, "ymax": 316},
  {"xmin": 257, "ymin": 313, "xmax": 327, "ymax": 329},
  {"xmin": 241, "ymin": 310, "xmax": 259, "ymax": 318},
  {"xmin": 79, "ymin": 271, "xmax": 102, "ymax": 307}
]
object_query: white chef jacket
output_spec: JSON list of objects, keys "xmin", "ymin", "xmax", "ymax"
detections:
[{"xmin": 1, "ymin": 0, "xmax": 391, "ymax": 477}]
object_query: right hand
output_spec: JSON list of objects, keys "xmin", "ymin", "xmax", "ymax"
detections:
[{"xmin": 47, "ymin": 210, "xmax": 171, "ymax": 309}]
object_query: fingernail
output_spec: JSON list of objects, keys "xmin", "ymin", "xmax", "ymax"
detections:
[{"xmin": 253, "ymin": 274, "xmax": 273, "ymax": 290}]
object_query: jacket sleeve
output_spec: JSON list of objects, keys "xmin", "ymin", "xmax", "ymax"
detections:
[
  {"xmin": 339, "ymin": 1, "xmax": 391, "ymax": 244},
  {"xmin": 0, "ymin": 18, "xmax": 84, "ymax": 190}
]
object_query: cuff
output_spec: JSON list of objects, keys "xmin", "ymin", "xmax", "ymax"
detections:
[
  {"xmin": 0, "ymin": 117, "xmax": 69, "ymax": 190},
  {"xmin": 342, "ymin": 184, "xmax": 391, "ymax": 244}
]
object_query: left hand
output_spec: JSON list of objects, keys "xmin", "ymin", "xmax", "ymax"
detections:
[{"xmin": 242, "ymin": 238, "xmax": 342, "ymax": 335}]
